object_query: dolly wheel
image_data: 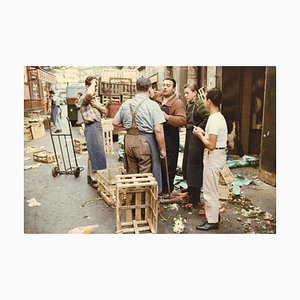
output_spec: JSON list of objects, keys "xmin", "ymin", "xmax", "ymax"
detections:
[
  {"xmin": 52, "ymin": 166, "xmax": 59, "ymax": 177},
  {"xmin": 74, "ymin": 167, "xmax": 80, "ymax": 177}
]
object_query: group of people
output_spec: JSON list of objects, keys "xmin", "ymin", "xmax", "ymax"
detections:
[{"xmin": 73, "ymin": 76, "xmax": 228, "ymax": 231}]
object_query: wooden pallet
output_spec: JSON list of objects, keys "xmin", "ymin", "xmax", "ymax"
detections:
[
  {"xmin": 96, "ymin": 167, "xmax": 126, "ymax": 207},
  {"xmin": 74, "ymin": 139, "xmax": 87, "ymax": 154},
  {"xmin": 33, "ymin": 150, "xmax": 57, "ymax": 163},
  {"xmin": 115, "ymin": 173, "xmax": 158, "ymax": 234}
]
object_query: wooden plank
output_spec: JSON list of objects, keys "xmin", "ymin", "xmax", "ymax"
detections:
[
  {"xmin": 120, "ymin": 204, "xmax": 147, "ymax": 210},
  {"xmin": 147, "ymin": 218, "xmax": 156, "ymax": 234},
  {"xmin": 121, "ymin": 226, "xmax": 150, "ymax": 234},
  {"xmin": 116, "ymin": 194, "xmax": 122, "ymax": 233},
  {"xmin": 145, "ymin": 188, "xmax": 150, "ymax": 220},
  {"xmin": 121, "ymin": 220, "xmax": 148, "ymax": 226},
  {"xmin": 125, "ymin": 192, "xmax": 133, "ymax": 222},
  {"xmin": 135, "ymin": 192, "xmax": 142, "ymax": 221},
  {"xmin": 132, "ymin": 220, "xmax": 140, "ymax": 234}
]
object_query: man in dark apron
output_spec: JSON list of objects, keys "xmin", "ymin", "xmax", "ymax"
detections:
[
  {"xmin": 154, "ymin": 78, "xmax": 187, "ymax": 196},
  {"xmin": 182, "ymin": 83, "xmax": 209, "ymax": 202},
  {"xmin": 113, "ymin": 77, "xmax": 166, "ymax": 193}
]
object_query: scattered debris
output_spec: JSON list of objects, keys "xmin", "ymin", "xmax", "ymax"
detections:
[
  {"xmin": 68, "ymin": 224, "xmax": 99, "ymax": 234},
  {"xmin": 24, "ymin": 145, "xmax": 45, "ymax": 154},
  {"xmin": 81, "ymin": 200, "xmax": 97, "ymax": 207},
  {"xmin": 159, "ymin": 212, "xmax": 167, "ymax": 221},
  {"xmin": 163, "ymin": 203, "xmax": 179, "ymax": 211},
  {"xmin": 173, "ymin": 175, "xmax": 188, "ymax": 190},
  {"xmin": 226, "ymin": 155, "xmax": 259, "ymax": 168},
  {"xmin": 26, "ymin": 198, "xmax": 41, "ymax": 207},
  {"xmin": 227, "ymin": 196, "xmax": 276, "ymax": 233},
  {"xmin": 24, "ymin": 163, "xmax": 41, "ymax": 170},
  {"xmin": 172, "ymin": 216, "xmax": 187, "ymax": 233}
]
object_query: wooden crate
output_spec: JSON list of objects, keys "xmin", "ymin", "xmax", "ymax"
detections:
[
  {"xmin": 102, "ymin": 119, "xmax": 114, "ymax": 154},
  {"xmin": 30, "ymin": 122, "xmax": 46, "ymax": 139},
  {"xmin": 218, "ymin": 184, "xmax": 230, "ymax": 200},
  {"xmin": 218, "ymin": 164, "xmax": 234, "ymax": 200},
  {"xmin": 96, "ymin": 167, "xmax": 126, "ymax": 207},
  {"xmin": 74, "ymin": 139, "xmax": 87, "ymax": 154},
  {"xmin": 219, "ymin": 164, "xmax": 234, "ymax": 185},
  {"xmin": 33, "ymin": 150, "xmax": 57, "ymax": 163},
  {"xmin": 24, "ymin": 125, "xmax": 33, "ymax": 142},
  {"xmin": 101, "ymin": 95, "xmax": 122, "ymax": 105},
  {"xmin": 115, "ymin": 173, "xmax": 158, "ymax": 234}
]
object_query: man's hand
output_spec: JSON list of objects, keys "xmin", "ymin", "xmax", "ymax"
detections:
[
  {"xmin": 193, "ymin": 126, "xmax": 205, "ymax": 139},
  {"xmin": 163, "ymin": 112, "xmax": 170, "ymax": 121},
  {"xmin": 160, "ymin": 148, "xmax": 166, "ymax": 160},
  {"xmin": 87, "ymin": 79, "xmax": 98, "ymax": 97}
]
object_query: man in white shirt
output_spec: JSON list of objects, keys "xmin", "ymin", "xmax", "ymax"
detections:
[{"xmin": 193, "ymin": 87, "xmax": 228, "ymax": 231}]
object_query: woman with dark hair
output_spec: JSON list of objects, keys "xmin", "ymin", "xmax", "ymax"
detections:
[
  {"xmin": 182, "ymin": 83, "xmax": 209, "ymax": 202},
  {"xmin": 193, "ymin": 87, "xmax": 228, "ymax": 231}
]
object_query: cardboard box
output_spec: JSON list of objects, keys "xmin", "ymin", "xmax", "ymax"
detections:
[{"xmin": 30, "ymin": 122, "xmax": 46, "ymax": 139}]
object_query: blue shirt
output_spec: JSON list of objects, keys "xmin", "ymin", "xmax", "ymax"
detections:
[{"xmin": 114, "ymin": 93, "xmax": 165, "ymax": 133}]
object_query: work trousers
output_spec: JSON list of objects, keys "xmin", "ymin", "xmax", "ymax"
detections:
[
  {"xmin": 51, "ymin": 106, "xmax": 61, "ymax": 130},
  {"xmin": 203, "ymin": 148, "xmax": 226, "ymax": 223},
  {"xmin": 125, "ymin": 133, "xmax": 152, "ymax": 174}
]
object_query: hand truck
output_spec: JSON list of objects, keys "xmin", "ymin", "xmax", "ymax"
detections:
[{"xmin": 48, "ymin": 117, "xmax": 84, "ymax": 177}]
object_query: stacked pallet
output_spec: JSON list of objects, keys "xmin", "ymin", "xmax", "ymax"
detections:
[
  {"xmin": 74, "ymin": 139, "xmax": 87, "ymax": 154},
  {"xmin": 24, "ymin": 116, "xmax": 46, "ymax": 140}
]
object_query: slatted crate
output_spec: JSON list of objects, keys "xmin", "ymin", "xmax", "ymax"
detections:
[
  {"xmin": 102, "ymin": 119, "xmax": 114, "ymax": 154},
  {"xmin": 74, "ymin": 139, "xmax": 87, "ymax": 154},
  {"xmin": 101, "ymin": 95, "xmax": 122, "ymax": 105},
  {"xmin": 33, "ymin": 150, "xmax": 57, "ymax": 163},
  {"xmin": 115, "ymin": 173, "xmax": 158, "ymax": 234},
  {"xmin": 96, "ymin": 167, "xmax": 126, "ymax": 207}
]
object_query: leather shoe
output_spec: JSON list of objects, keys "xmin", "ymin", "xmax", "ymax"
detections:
[{"xmin": 196, "ymin": 222, "xmax": 219, "ymax": 231}]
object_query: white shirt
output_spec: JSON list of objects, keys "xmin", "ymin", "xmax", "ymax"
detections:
[{"xmin": 205, "ymin": 112, "xmax": 228, "ymax": 148}]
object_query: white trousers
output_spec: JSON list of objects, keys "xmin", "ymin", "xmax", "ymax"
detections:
[{"xmin": 202, "ymin": 149, "xmax": 226, "ymax": 223}]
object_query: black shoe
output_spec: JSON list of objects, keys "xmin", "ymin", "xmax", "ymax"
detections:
[
  {"xmin": 180, "ymin": 188, "xmax": 189, "ymax": 193},
  {"xmin": 196, "ymin": 222, "xmax": 219, "ymax": 231}
]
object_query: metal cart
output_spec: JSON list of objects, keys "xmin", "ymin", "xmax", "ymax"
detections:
[{"xmin": 49, "ymin": 117, "xmax": 84, "ymax": 177}]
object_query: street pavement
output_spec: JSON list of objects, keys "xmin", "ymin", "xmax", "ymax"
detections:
[{"xmin": 24, "ymin": 105, "xmax": 276, "ymax": 234}]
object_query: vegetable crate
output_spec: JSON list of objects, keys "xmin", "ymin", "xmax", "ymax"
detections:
[
  {"xmin": 102, "ymin": 119, "xmax": 114, "ymax": 154},
  {"xmin": 96, "ymin": 167, "xmax": 126, "ymax": 207},
  {"xmin": 73, "ymin": 139, "xmax": 87, "ymax": 154},
  {"xmin": 115, "ymin": 173, "xmax": 158, "ymax": 234},
  {"xmin": 33, "ymin": 150, "xmax": 57, "ymax": 163}
]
